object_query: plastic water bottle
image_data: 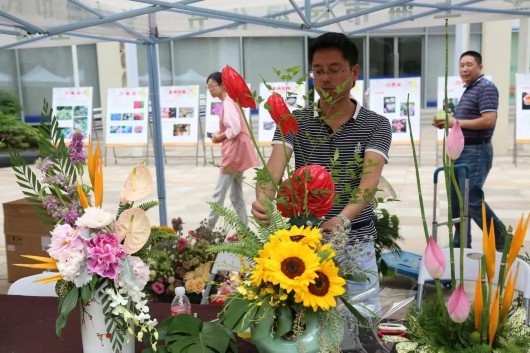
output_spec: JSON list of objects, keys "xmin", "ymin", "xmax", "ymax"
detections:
[{"xmin": 171, "ymin": 286, "xmax": 192, "ymax": 316}]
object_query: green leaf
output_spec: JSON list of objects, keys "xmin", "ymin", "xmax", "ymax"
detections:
[
  {"xmin": 251, "ymin": 308, "xmax": 274, "ymax": 341},
  {"xmin": 56, "ymin": 288, "xmax": 79, "ymax": 337},
  {"xmin": 219, "ymin": 296, "xmax": 251, "ymax": 331},
  {"xmin": 274, "ymin": 305, "xmax": 293, "ymax": 339},
  {"xmin": 338, "ymin": 295, "xmax": 368, "ymax": 327}
]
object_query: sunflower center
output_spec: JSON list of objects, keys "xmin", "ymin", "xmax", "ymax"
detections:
[
  {"xmin": 308, "ymin": 271, "xmax": 330, "ymax": 296},
  {"xmin": 290, "ymin": 235, "xmax": 305, "ymax": 242},
  {"xmin": 281, "ymin": 257, "xmax": 306, "ymax": 279}
]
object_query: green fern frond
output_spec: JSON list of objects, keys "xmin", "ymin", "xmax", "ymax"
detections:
[
  {"xmin": 9, "ymin": 148, "xmax": 43, "ymax": 199},
  {"xmin": 116, "ymin": 202, "xmax": 132, "ymax": 220},
  {"xmin": 137, "ymin": 200, "xmax": 160, "ymax": 212}
]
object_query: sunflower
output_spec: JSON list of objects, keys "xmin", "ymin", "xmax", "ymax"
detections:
[
  {"xmin": 265, "ymin": 241, "xmax": 320, "ymax": 293},
  {"xmin": 294, "ymin": 260, "xmax": 346, "ymax": 311},
  {"xmin": 271, "ymin": 225, "xmax": 322, "ymax": 249},
  {"xmin": 249, "ymin": 257, "xmax": 268, "ymax": 286}
]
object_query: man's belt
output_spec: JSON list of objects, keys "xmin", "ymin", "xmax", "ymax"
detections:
[{"xmin": 465, "ymin": 138, "xmax": 491, "ymax": 146}]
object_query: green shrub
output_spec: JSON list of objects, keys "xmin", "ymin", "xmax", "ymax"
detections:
[
  {"xmin": 0, "ymin": 113, "xmax": 42, "ymax": 150},
  {"xmin": 0, "ymin": 90, "xmax": 22, "ymax": 116}
]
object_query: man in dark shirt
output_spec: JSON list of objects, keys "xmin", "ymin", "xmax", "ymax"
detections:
[{"xmin": 434, "ymin": 50, "xmax": 505, "ymax": 250}]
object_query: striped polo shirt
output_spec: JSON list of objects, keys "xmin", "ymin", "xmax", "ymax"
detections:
[
  {"xmin": 272, "ymin": 100, "xmax": 392, "ymax": 242},
  {"xmin": 455, "ymin": 75, "xmax": 498, "ymax": 140}
]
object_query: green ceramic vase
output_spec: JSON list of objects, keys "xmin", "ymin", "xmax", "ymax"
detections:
[{"xmin": 251, "ymin": 311, "xmax": 344, "ymax": 353}]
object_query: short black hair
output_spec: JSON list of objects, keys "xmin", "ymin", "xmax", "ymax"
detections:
[
  {"xmin": 460, "ymin": 50, "xmax": 482, "ymax": 65},
  {"xmin": 207, "ymin": 72, "xmax": 222, "ymax": 84},
  {"xmin": 309, "ymin": 32, "xmax": 359, "ymax": 66}
]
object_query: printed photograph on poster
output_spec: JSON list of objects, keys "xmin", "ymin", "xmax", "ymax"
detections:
[
  {"xmin": 178, "ymin": 107, "xmax": 194, "ymax": 118},
  {"xmin": 392, "ymin": 118, "xmax": 407, "ymax": 133},
  {"xmin": 263, "ymin": 121, "xmax": 275, "ymax": 131},
  {"xmin": 173, "ymin": 124, "xmax": 191, "ymax": 136},
  {"xmin": 443, "ymin": 98, "xmax": 458, "ymax": 114},
  {"xmin": 74, "ymin": 117, "xmax": 88, "ymax": 133},
  {"xmin": 56, "ymin": 106, "xmax": 73, "ymax": 120},
  {"xmin": 111, "ymin": 113, "xmax": 121, "ymax": 121},
  {"xmin": 58, "ymin": 127, "xmax": 73, "ymax": 139},
  {"xmin": 162, "ymin": 107, "xmax": 177, "ymax": 119},
  {"xmin": 400, "ymin": 102, "xmax": 415, "ymax": 117},
  {"xmin": 134, "ymin": 126, "xmax": 143, "ymax": 133},
  {"xmin": 122, "ymin": 113, "xmax": 134, "ymax": 121},
  {"xmin": 134, "ymin": 113, "xmax": 144, "ymax": 121},
  {"xmin": 133, "ymin": 101, "xmax": 144, "ymax": 109},
  {"xmin": 210, "ymin": 102, "xmax": 222, "ymax": 115},
  {"xmin": 523, "ymin": 92, "xmax": 530, "ymax": 110},
  {"xmin": 110, "ymin": 126, "xmax": 133, "ymax": 134},
  {"xmin": 74, "ymin": 106, "xmax": 88, "ymax": 116},
  {"xmin": 383, "ymin": 97, "xmax": 396, "ymax": 113},
  {"xmin": 285, "ymin": 95, "xmax": 298, "ymax": 109}
]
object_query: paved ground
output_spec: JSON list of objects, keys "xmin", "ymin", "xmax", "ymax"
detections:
[{"xmin": 1, "ymin": 112, "xmax": 530, "ymax": 313}]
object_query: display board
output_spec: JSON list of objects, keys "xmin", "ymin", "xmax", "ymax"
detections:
[
  {"xmin": 104, "ymin": 87, "xmax": 149, "ymax": 146},
  {"xmin": 160, "ymin": 85, "xmax": 200, "ymax": 145},
  {"xmin": 257, "ymin": 82, "xmax": 306, "ymax": 144},
  {"xmin": 52, "ymin": 87, "xmax": 93, "ymax": 141},
  {"xmin": 436, "ymin": 75, "xmax": 494, "ymax": 141},
  {"xmin": 204, "ymin": 87, "xmax": 251, "ymax": 147},
  {"xmin": 314, "ymin": 80, "xmax": 364, "ymax": 106},
  {"xmin": 515, "ymin": 73, "xmax": 530, "ymax": 143},
  {"xmin": 369, "ymin": 77, "xmax": 421, "ymax": 143}
]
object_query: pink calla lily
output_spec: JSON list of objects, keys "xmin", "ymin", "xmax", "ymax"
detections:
[
  {"xmin": 424, "ymin": 236, "xmax": 445, "ymax": 279},
  {"xmin": 221, "ymin": 65, "xmax": 256, "ymax": 109},
  {"xmin": 445, "ymin": 120, "xmax": 464, "ymax": 160},
  {"xmin": 447, "ymin": 284, "xmax": 471, "ymax": 323}
]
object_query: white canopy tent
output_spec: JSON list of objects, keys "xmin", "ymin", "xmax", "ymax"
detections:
[{"xmin": 1, "ymin": 0, "xmax": 528, "ymax": 225}]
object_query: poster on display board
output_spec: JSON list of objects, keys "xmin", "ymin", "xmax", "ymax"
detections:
[
  {"xmin": 436, "ymin": 75, "xmax": 492, "ymax": 141},
  {"xmin": 105, "ymin": 87, "xmax": 149, "ymax": 146},
  {"xmin": 204, "ymin": 86, "xmax": 251, "ymax": 147},
  {"xmin": 515, "ymin": 73, "xmax": 530, "ymax": 143},
  {"xmin": 369, "ymin": 77, "xmax": 421, "ymax": 143},
  {"xmin": 52, "ymin": 87, "xmax": 93, "ymax": 141},
  {"xmin": 314, "ymin": 80, "xmax": 364, "ymax": 106},
  {"xmin": 257, "ymin": 82, "xmax": 306, "ymax": 144},
  {"xmin": 160, "ymin": 85, "xmax": 200, "ymax": 145}
]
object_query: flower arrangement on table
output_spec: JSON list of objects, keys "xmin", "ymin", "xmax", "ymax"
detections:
[
  {"xmin": 204, "ymin": 65, "xmax": 382, "ymax": 353},
  {"xmin": 9, "ymin": 107, "xmax": 159, "ymax": 352},
  {"xmin": 385, "ymin": 21, "xmax": 530, "ymax": 353},
  {"xmin": 143, "ymin": 218, "xmax": 226, "ymax": 303}
]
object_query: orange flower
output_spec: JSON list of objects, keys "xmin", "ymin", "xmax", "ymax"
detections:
[
  {"xmin": 482, "ymin": 203, "xmax": 495, "ymax": 284},
  {"xmin": 266, "ymin": 93, "xmax": 298, "ymax": 135},
  {"xmin": 221, "ymin": 65, "xmax": 256, "ymax": 109},
  {"xmin": 473, "ymin": 268, "xmax": 483, "ymax": 332},
  {"xmin": 507, "ymin": 213, "xmax": 529, "ymax": 272},
  {"xmin": 76, "ymin": 182, "xmax": 89, "ymax": 209},
  {"xmin": 489, "ymin": 291, "xmax": 499, "ymax": 345},
  {"xmin": 93, "ymin": 157, "xmax": 103, "ymax": 207},
  {"xmin": 500, "ymin": 264, "xmax": 519, "ymax": 322}
]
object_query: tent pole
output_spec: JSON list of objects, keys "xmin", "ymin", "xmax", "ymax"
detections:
[{"xmin": 146, "ymin": 13, "xmax": 168, "ymax": 226}]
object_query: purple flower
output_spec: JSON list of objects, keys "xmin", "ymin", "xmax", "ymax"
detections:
[
  {"xmin": 85, "ymin": 232, "xmax": 126, "ymax": 279},
  {"xmin": 68, "ymin": 130, "xmax": 86, "ymax": 164},
  {"xmin": 36, "ymin": 157, "xmax": 53, "ymax": 174},
  {"xmin": 63, "ymin": 207, "xmax": 80, "ymax": 225}
]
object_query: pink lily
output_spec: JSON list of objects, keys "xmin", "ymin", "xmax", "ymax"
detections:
[
  {"xmin": 445, "ymin": 120, "xmax": 464, "ymax": 160},
  {"xmin": 424, "ymin": 236, "xmax": 445, "ymax": 279},
  {"xmin": 447, "ymin": 284, "xmax": 471, "ymax": 323}
]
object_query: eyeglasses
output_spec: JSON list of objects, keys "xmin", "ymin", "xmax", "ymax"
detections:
[
  {"xmin": 309, "ymin": 67, "xmax": 351, "ymax": 79},
  {"xmin": 207, "ymin": 84, "xmax": 219, "ymax": 90}
]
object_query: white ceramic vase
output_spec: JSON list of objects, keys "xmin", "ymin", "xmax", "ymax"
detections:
[{"xmin": 80, "ymin": 290, "xmax": 135, "ymax": 353}]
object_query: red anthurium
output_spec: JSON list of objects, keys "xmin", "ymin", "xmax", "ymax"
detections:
[
  {"xmin": 221, "ymin": 65, "xmax": 256, "ymax": 109},
  {"xmin": 277, "ymin": 165, "xmax": 335, "ymax": 219},
  {"xmin": 267, "ymin": 93, "xmax": 299, "ymax": 135}
]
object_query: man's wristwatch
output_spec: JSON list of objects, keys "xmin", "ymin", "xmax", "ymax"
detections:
[{"xmin": 337, "ymin": 213, "xmax": 351, "ymax": 229}]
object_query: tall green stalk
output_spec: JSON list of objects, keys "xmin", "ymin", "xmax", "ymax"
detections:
[
  {"xmin": 405, "ymin": 94, "xmax": 429, "ymax": 243},
  {"xmin": 443, "ymin": 18, "xmax": 456, "ymax": 290},
  {"xmin": 449, "ymin": 161, "xmax": 465, "ymax": 286}
]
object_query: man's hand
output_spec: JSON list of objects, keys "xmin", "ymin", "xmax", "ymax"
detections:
[
  {"xmin": 251, "ymin": 199, "xmax": 269, "ymax": 223},
  {"xmin": 433, "ymin": 116, "xmax": 454, "ymax": 129},
  {"xmin": 320, "ymin": 216, "xmax": 343, "ymax": 232}
]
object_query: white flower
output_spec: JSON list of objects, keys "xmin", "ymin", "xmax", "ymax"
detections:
[
  {"xmin": 56, "ymin": 249, "xmax": 86, "ymax": 281},
  {"xmin": 75, "ymin": 207, "xmax": 114, "ymax": 229}
]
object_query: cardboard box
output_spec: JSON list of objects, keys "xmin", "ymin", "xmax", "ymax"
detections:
[{"xmin": 3, "ymin": 199, "xmax": 53, "ymax": 283}]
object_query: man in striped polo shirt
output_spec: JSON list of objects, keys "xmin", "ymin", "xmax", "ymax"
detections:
[
  {"xmin": 434, "ymin": 50, "xmax": 505, "ymax": 250},
  {"xmin": 251, "ymin": 32, "xmax": 392, "ymax": 304}
]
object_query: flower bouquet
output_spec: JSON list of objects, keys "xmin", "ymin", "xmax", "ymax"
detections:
[
  {"xmin": 9, "ymin": 105, "xmax": 158, "ymax": 352},
  {"xmin": 144, "ymin": 219, "xmax": 226, "ymax": 303}
]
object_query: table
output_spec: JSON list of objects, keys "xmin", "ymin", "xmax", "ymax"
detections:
[{"xmin": 0, "ymin": 294, "xmax": 396, "ymax": 352}]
